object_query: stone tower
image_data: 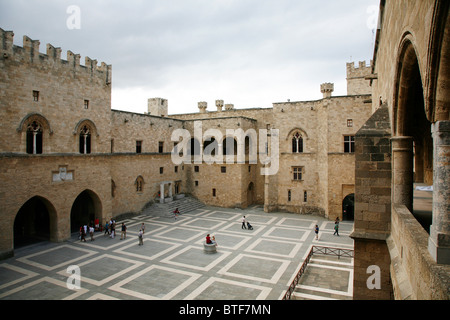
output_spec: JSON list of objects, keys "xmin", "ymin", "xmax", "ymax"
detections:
[
  {"xmin": 346, "ymin": 61, "xmax": 373, "ymax": 95},
  {"xmin": 320, "ymin": 83, "xmax": 334, "ymax": 98},
  {"xmin": 148, "ymin": 98, "xmax": 168, "ymax": 117}
]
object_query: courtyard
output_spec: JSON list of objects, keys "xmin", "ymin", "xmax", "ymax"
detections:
[{"xmin": 0, "ymin": 205, "xmax": 354, "ymax": 300}]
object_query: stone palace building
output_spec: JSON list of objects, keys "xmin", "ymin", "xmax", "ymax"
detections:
[{"xmin": 0, "ymin": 0, "xmax": 448, "ymax": 300}]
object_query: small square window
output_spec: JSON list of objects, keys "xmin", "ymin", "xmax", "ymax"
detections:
[
  {"xmin": 195, "ymin": 180, "xmax": 199, "ymax": 187},
  {"xmin": 288, "ymin": 190, "xmax": 291, "ymax": 202},
  {"xmin": 347, "ymin": 119, "xmax": 353, "ymax": 127},
  {"xmin": 221, "ymin": 166, "xmax": 226, "ymax": 173},
  {"xmin": 160, "ymin": 167, "xmax": 164, "ymax": 174},
  {"xmin": 33, "ymin": 91, "xmax": 39, "ymax": 102},
  {"xmin": 212, "ymin": 188, "xmax": 216, "ymax": 197},
  {"xmin": 159, "ymin": 141, "xmax": 164, "ymax": 153},
  {"xmin": 84, "ymin": 100, "xmax": 89, "ymax": 109},
  {"xmin": 194, "ymin": 166, "xmax": 199, "ymax": 173},
  {"xmin": 304, "ymin": 191, "xmax": 308, "ymax": 202},
  {"xmin": 175, "ymin": 166, "xmax": 178, "ymax": 173}
]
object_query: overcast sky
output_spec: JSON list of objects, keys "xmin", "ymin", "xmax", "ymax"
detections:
[{"xmin": 0, "ymin": 0, "xmax": 380, "ymax": 115}]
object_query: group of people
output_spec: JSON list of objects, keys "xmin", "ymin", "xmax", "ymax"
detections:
[
  {"xmin": 78, "ymin": 218, "xmax": 146, "ymax": 246},
  {"xmin": 314, "ymin": 217, "xmax": 340, "ymax": 240},
  {"xmin": 79, "ymin": 224, "xmax": 95, "ymax": 242},
  {"xmin": 204, "ymin": 215, "xmax": 255, "ymax": 248}
]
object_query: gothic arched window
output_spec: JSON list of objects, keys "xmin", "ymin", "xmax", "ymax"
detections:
[
  {"xmin": 292, "ymin": 132, "xmax": 304, "ymax": 153},
  {"xmin": 79, "ymin": 125, "xmax": 91, "ymax": 154},
  {"xmin": 26, "ymin": 121, "xmax": 43, "ymax": 154},
  {"xmin": 135, "ymin": 176, "xmax": 144, "ymax": 193}
]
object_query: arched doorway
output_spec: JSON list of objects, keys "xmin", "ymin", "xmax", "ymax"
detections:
[
  {"xmin": 70, "ymin": 190, "xmax": 102, "ymax": 233},
  {"xmin": 14, "ymin": 197, "xmax": 54, "ymax": 248},
  {"xmin": 342, "ymin": 194, "xmax": 354, "ymax": 221}
]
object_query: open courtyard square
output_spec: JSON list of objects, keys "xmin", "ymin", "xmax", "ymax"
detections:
[{"xmin": 0, "ymin": 205, "xmax": 353, "ymax": 301}]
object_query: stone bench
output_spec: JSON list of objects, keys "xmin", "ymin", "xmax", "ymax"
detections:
[{"xmin": 203, "ymin": 243, "xmax": 217, "ymax": 254}]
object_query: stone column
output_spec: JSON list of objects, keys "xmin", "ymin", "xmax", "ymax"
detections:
[
  {"xmin": 428, "ymin": 121, "xmax": 450, "ymax": 264},
  {"xmin": 168, "ymin": 182, "xmax": 173, "ymax": 198},
  {"xmin": 160, "ymin": 183, "xmax": 165, "ymax": 203},
  {"xmin": 391, "ymin": 136, "xmax": 414, "ymax": 211}
]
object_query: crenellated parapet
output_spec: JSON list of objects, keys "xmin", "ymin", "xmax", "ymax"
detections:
[
  {"xmin": 346, "ymin": 60, "xmax": 373, "ymax": 78},
  {"xmin": 346, "ymin": 60, "xmax": 373, "ymax": 96},
  {"xmin": 0, "ymin": 28, "xmax": 112, "ymax": 85}
]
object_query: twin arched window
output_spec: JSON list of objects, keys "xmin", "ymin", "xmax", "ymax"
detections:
[{"xmin": 292, "ymin": 132, "xmax": 304, "ymax": 153}]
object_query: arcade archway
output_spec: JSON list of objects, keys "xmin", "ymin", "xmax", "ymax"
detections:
[
  {"xmin": 70, "ymin": 190, "xmax": 102, "ymax": 233},
  {"xmin": 14, "ymin": 196, "xmax": 55, "ymax": 248}
]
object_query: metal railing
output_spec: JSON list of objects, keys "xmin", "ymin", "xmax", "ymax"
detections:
[{"xmin": 282, "ymin": 245, "xmax": 354, "ymax": 300}]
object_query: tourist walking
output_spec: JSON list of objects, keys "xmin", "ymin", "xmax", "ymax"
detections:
[
  {"xmin": 242, "ymin": 216, "xmax": 247, "ymax": 229},
  {"xmin": 334, "ymin": 218, "xmax": 340, "ymax": 236},
  {"xmin": 120, "ymin": 222, "xmax": 127, "ymax": 240},
  {"xmin": 80, "ymin": 226, "xmax": 86, "ymax": 242},
  {"xmin": 314, "ymin": 224, "xmax": 319, "ymax": 240},
  {"xmin": 89, "ymin": 225, "xmax": 95, "ymax": 241},
  {"xmin": 141, "ymin": 223, "xmax": 145, "ymax": 234},
  {"xmin": 104, "ymin": 221, "xmax": 110, "ymax": 235},
  {"xmin": 110, "ymin": 220, "xmax": 115, "ymax": 239},
  {"xmin": 138, "ymin": 229, "xmax": 144, "ymax": 246}
]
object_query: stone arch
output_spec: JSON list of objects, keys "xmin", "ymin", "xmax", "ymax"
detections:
[
  {"xmin": 393, "ymin": 33, "xmax": 426, "ymax": 136},
  {"xmin": 72, "ymin": 119, "xmax": 99, "ymax": 137},
  {"xmin": 14, "ymin": 196, "xmax": 57, "ymax": 248},
  {"xmin": 391, "ymin": 33, "xmax": 434, "ymax": 236},
  {"xmin": 286, "ymin": 127, "xmax": 309, "ymax": 141},
  {"xmin": 70, "ymin": 189, "xmax": 103, "ymax": 233},
  {"xmin": 425, "ymin": 1, "xmax": 450, "ymax": 122},
  {"xmin": 73, "ymin": 119, "xmax": 99, "ymax": 154}
]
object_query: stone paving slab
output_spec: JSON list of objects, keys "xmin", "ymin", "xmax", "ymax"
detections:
[{"xmin": 0, "ymin": 206, "xmax": 354, "ymax": 300}]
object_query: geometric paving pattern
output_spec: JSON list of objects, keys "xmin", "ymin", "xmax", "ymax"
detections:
[{"xmin": 0, "ymin": 206, "xmax": 353, "ymax": 300}]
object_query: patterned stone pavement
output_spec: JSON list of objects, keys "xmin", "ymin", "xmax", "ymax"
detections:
[{"xmin": 0, "ymin": 206, "xmax": 354, "ymax": 300}]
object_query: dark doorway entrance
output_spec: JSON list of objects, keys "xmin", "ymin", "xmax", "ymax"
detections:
[
  {"xmin": 71, "ymin": 190, "xmax": 100, "ymax": 233},
  {"xmin": 342, "ymin": 194, "xmax": 355, "ymax": 221},
  {"xmin": 14, "ymin": 197, "xmax": 51, "ymax": 248}
]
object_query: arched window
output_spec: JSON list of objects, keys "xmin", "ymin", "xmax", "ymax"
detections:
[
  {"xmin": 292, "ymin": 132, "xmax": 303, "ymax": 153},
  {"xmin": 26, "ymin": 121, "xmax": 43, "ymax": 154},
  {"xmin": 223, "ymin": 137, "xmax": 237, "ymax": 155},
  {"xmin": 79, "ymin": 125, "xmax": 91, "ymax": 154},
  {"xmin": 135, "ymin": 176, "xmax": 144, "ymax": 193}
]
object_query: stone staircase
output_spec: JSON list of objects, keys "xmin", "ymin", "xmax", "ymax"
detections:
[{"xmin": 142, "ymin": 196, "xmax": 206, "ymax": 218}]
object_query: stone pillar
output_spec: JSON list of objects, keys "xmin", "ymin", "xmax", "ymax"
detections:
[
  {"xmin": 168, "ymin": 182, "xmax": 173, "ymax": 198},
  {"xmin": 391, "ymin": 137, "xmax": 414, "ymax": 211},
  {"xmin": 160, "ymin": 183, "xmax": 165, "ymax": 203},
  {"xmin": 428, "ymin": 121, "xmax": 450, "ymax": 265}
]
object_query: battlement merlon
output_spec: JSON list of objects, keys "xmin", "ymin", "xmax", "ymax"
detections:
[{"xmin": 0, "ymin": 28, "xmax": 112, "ymax": 85}]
